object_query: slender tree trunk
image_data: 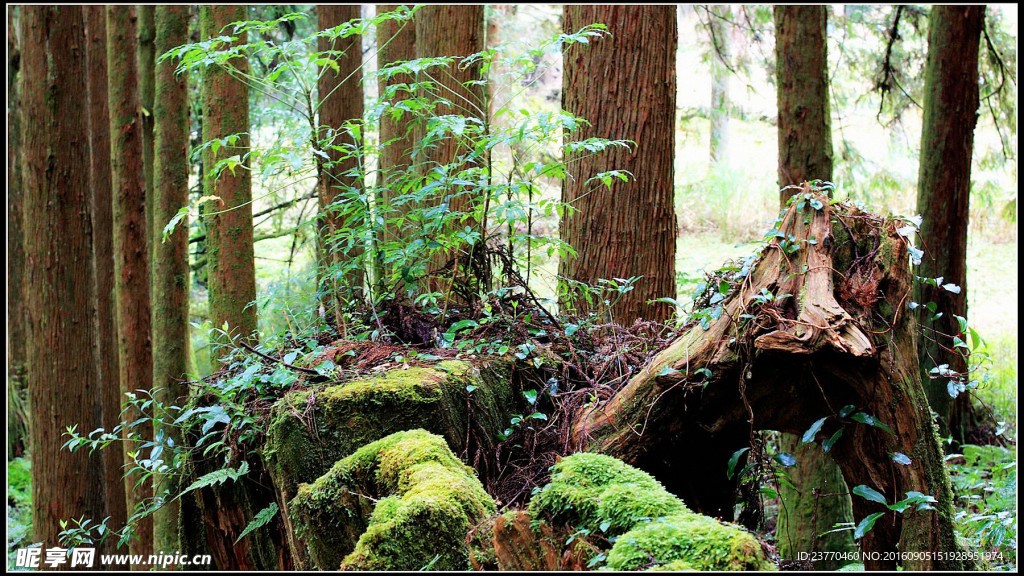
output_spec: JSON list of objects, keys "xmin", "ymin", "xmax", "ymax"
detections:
[
  {"xmin": 107, "ymin": 5, "xmax": 155, "ymax": 561},
  {"xmin": 201, "ymin": 5, "xmax": 258, "ymax": 351},
  {"xmin": 774, "ymin": 5, "xmax": 833, "ymax": 203},
  {"xmin": 376, "ymin": 4, "xmax": 417, "ymax": 272},
  {"xmin": 7, "ymin": 5, "xmax": 30, "ymax": 461},
  {"xmin": 415, "ymin": 5, "xmax": 488, "ymax": 297},
  {"xmin": 139, "ymin": 5, "xmax": 156, "ymax": 280},
  {"xmin": 21, "ymin": 4, "xmax": 107, "ymax": 550},
  {"xmin": 709, "ymin": 5, "xmax": 731, "ymax": 167},
  {"xmin": 151, "ymin": 5, "xmax": 191, "ymax": 556},
  {"xmin": 915, "ymin": 5, "xmax": 984, "ymax": 445},
  {"xmin": 316, "ymin": 5, "xmax": 365, "ymax": 318},
  {"xmin": 560, "ymin": 5, "xmax": 678, "ymax": 324},
  {"xmin": 84, "ymin": 6, "xmax": 130, "ymax": 566},
  {"xmin": 772, "ymin": 7, "xmax": 855, "ymax": 567}
]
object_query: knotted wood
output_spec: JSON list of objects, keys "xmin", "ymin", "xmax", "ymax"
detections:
[{"xmin": 573, "ymin": 186, "xmax": 970, "ymax": 570}]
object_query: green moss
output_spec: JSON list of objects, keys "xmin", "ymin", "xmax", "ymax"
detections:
[
  {"xmin": 529, "ymin": 453, "xmax": 689, "ymax": 536},
  {"xmin": 289, "ymin": 430, "xmax": 495, "ymax": 570},
  {"xmin": 605, "ymin": 514, "xmax": 772, "ymax": 571},
  {"xmin": 530, "ymin": 454, "xmax": 773, "ymax": 571},
  {"xmin": 262, "ymin": 360, "xmax": 517, "ymax": 506}
]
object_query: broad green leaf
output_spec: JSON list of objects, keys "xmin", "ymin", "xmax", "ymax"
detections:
[
  {"xmin": 852, "ymin": 484, "xmax": 887, "ymax": 505},
  {"xmin": 854, "ymin": 512, "xmax": 885, "ymax": 540},
  {"xmin": 802, "ymin": 417, "xmax": 828, "ymax": 444},
  {"xmin": 727, "ymin": 447, "xmax": 749, "ymax": 479}
]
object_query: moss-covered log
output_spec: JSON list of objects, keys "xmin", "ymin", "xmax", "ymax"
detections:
[
  {"xmin": 573, "ymin": 186, "xmax": 969, "ymax": 570},
  {"xmin": 290, "ymin": 430, "xmax": 495, "ymax": 570},
  {"xmin": 485, "ymin": 453, "xmax": 772, "ymax": 571},
  {"xmin": 262, "ymin": 359, "xmax": 519, "ymax": 568}
]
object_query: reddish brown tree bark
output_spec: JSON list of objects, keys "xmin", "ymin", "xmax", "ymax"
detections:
[
  {"xmin": 151, "ymin": 4, "xmax": 191, "ymax": 556},
  {"xmin": 915, "ymin": 5, "xmax": 985, "ymax": 444},
  {"xmin": 317, "ymin": 5, "xmax": 365, "ymax": 313},
  {"xmin": 107, "ymin": 5, "xmax": 155, "ymax": 560},
  {"xmin": 139, "ymin": 5, "xmax": 156, "ymax": 275},
  {"xmin": 201, "ymin": 5, "xmax": 258, "ymax": 350},
  {"xmin": 376, "ymin": 4, "xmax": 417, "ymax": 261},
  {"xmin": 560, "ymin": 5, "xmax": 678, "ymax": 324},
  {"xmin": 774, "ymin": 5, "xmax": 833, "ymax": 203},
  {"xmin": 415, "ymin": 5, "xmax": 488, "ymax": 295},
  {"xmin": 84, "ymin": 6, "xmax": 130, "ymax": 565},
  {"xmin": 21, "ymin": 4, "xmax": 107, "ymax": 549}
]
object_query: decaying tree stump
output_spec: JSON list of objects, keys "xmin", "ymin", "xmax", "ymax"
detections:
[{"xmin": 573, "ymin": 185, "xmax": 969, "ymax": 570}]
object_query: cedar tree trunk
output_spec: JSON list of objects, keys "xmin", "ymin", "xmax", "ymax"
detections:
[
  {"xmin": 915, "ymin": 5, "xmax": 984, "ymax": 444},
  {"xmin": 21, "ymin": 3, "xmax": 107, "ymax": 550},
  {"xmin": 560, "ymin": 5, "xmax": 678, "ymax": 324}
]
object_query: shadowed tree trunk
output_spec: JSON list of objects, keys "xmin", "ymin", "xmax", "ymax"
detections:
[
  {"xmin": 7, "ymin": 5, "xmax": 29, "ymax": 461},
  {"xmin": 415, "ymin": 5, "xmax": 488, "ymax": 297},
  {"xmin": 376, "ymin": 4, "xmax": 417, "ymax": 271},
  {"xmin": 772, "ymin": 5, "xmax": 855, "ymax": 568},
  {"xmin": 201, "ymin": 5, "xmax": 258, "ymax": 353},
  {"xmin": 709, "ymin": 4, "xmax": 731, "ymax": 167},
  {"xmin": 915, "ymin": 5, "xmax": 985, "ymax": 445},
  {"xmin": 84, "ymin": 6, "xmax": 130, "ymax": 566},
  {"xmin": 316, "ymin": 4, "xmax": 365, "ymax": 318},
  {"xmin": 151, "ymin": 4, "xmax": 191, "ymax": 556},
  {"xmin": 774, "ymin": 5, "xmax": 833, "ymax": 203},
  {"xmin": 560, "ymin": 5, "xmax": 678, "ymax": 324},
  {"xmin": 573, "ymin": 187, "xmax": 973, "ymax": 570},
  {"xmin": 107, "ymin": 5, "xmax": 156, "ymax": 562},
  {"xmin": 139, "ymin": 5, "xmax": 156, "ymax": 281},
  {"xmin": 21, "ymin": 3, "xmax": 107, "ymax": 550}
]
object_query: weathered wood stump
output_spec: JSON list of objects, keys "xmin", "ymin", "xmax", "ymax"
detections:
[{"xmin": 573, "ymin": 186, "xmax": 969, "ymax": 570}]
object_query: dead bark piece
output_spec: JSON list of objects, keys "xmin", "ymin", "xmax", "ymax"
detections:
[
  {"xmin": 573, "ymin": 186, "xmax": 969, "ymax": 570},
  {"xmin": 489, "ymin": 510, "xmax": 594, "ymax": 571}
]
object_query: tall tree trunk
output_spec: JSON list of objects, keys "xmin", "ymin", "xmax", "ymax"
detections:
[
  {"xmin": 139, "ymin": 5, "xmax": 156, "ymax": 282},
  {"xmin": 151, "ymin": 4, "xmax": 191, "ymax": 556},
  {"xmin": 774, "ymin": 5, "xmax": 833, "ymax": 203},
  {"xmin": 376, "ymin": 4, "xmax": 417, "ymax": 275},
  {"xmin": 7, "ymin": 5, "xmax": 29, "ymax": 461},
  {"xmin": 21, "ymin": 4, "xmax": 107, "ymax": 550},
  {"xmin": 107, "ymin": 5, "xmax": 155, "ymax": 561},
  {"xmin": 317, "ymin": 5, "xmax": 365, "ymax": 318},
  {"xmin": 415, "ymin": 5, "xmax": 488, "ymax": 297},
  {"xmin": 708, "ymin": 4, "xmax": 731, "ymax": 167},
  {"xmin": 84, "ymin": 6, "xmax": 130, "ymax": 566},
  {"xmin": 915, "ymin": 5, "xmax": 984, "ymax": 445},
  {"xmin": 772, "ymin": 6, "xmax": 855, "ymax": 568},
  {"xmin": 560, "ymin": 5, "xmax": 678, "ymax": 324},
  {"xmin": 201, "ymin": 5, "xmax": 258, "ymax": 351}
]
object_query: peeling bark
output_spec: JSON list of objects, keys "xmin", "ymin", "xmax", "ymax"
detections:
[{"xmin": 574, "ymin": 187, "xmax": 969, "ymax": 570}]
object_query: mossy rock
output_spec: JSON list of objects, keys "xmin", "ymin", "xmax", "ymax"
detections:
[
  {"xmin": 289, "ymin": 429, "xmax": 496, "ymax": 570},
  {"xmin": 529, "ymin": 453, "xmax": 774, "ymax": 571},
  {"xmin": 262, "ymin": 360, "xmax": 516, "ymax": 507}
]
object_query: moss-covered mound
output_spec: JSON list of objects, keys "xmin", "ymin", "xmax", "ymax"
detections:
[
  {"xmin": 263, "ymin": 360, "xmax": 516, "ymax": 506},
  {"xmin": 529, "ymin": 453, "xmax": 774, "ymax": 571},
  {"xmin": 289, "ymin": 429, "xmax": 496, "ymax": 570}
]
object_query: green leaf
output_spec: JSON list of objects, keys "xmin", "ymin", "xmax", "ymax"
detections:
[
  {"xmin": 774, "ymin": 452, "xmax": 797, "ymax": 467},
  {"xmin": 852, "ymin": 484, "xmax": 888, "ymax": 505},
  {"xmin": 822, "ymin": 428, "xmax": 843, "ymax": 452},
  {"xmin": 234, "ymin": 503, "xmax": 279, "ymax": 544},
  {"xmin": 176, "ymin": 462, "xmax": 250, "ymax": 500},
  {"xmin": 801, "ymin": 417, "xmax": 828, "ymax": 444},
  {"xmin": 838, "ymin": 405, "xmax": 856, "ymax": 418},
  {"xmin": 523, "ymin": 390, "xmax": 538, "ymax": 405},
  {"xmin": 854, "ymin": 512, "xmax": 886, "ymax": 540},
  {"xmin": 850, "ymin": 412, "xmax": 895, "ymax": 435},
  {"xmin": 727, "ymin": 447, "xmax": 749, "ymax": 479},
  {"xmin": 890, "ymin": 452, "xmax": 912, "ymax": 466}
]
